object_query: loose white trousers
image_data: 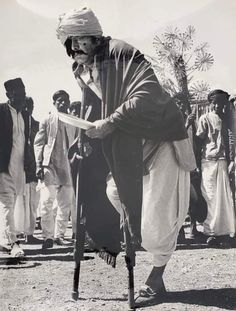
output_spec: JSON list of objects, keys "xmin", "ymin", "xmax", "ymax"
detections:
[
  {"xmin": 201, "ymin": 159, "xmax": 236, "ymax": 236},
  {"xmin": 40, "ymin": 184, "xmax": 75, "ymax": 239},
  {"xmin": 107, "ymin": 142, "xmax": 190, "ymax": 267}
]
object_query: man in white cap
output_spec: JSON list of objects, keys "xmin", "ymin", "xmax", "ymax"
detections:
[{"xmin": 57, "ymin": 8, "xmax": 195, "ymax": 299}]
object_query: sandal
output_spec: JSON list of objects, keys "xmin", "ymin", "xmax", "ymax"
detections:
[
  {"xmin": 10, "ymin": 242, "xmax": 25, "ymax": 258},
  {"xmin": 135, "ymin": 285, "xmax": 167, "ymax": 308},
  {"xmin": 139, "ymin": 285, "xmax": 167, "ymax": 298},
  {"xmin": 139, "ymin": 285, "xmax": 157, "ymax": 297}
]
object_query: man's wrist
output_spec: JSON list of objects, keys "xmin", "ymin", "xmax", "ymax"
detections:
[
  {"xmin": 107, "ymin": 114, "xmax": 119, "ymax": 127},
  {"xmin": 105, "ymin": 117, "xmax": 116, "ymax": 128}
]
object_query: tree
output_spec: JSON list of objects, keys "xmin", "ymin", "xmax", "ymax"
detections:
[{"xmin": 151, "ymin": 26, "xmax": 214, "ymax": 113}]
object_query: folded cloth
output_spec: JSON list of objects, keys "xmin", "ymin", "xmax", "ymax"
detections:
[{"xmin": 172, "ymin": 138, "xmax": 196, "ymax": 171}]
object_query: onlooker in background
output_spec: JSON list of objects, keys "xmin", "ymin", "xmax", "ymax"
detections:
[
  {"xmin": 228, "ymin": 93, "xmax": 236, "ymax": 209},
  {"xmin": 34, "ymin": 90, "xmax": 76, "ymax": 250},
  {"xmin": 14, "ymin": 97, "xmax": 41, "ymax": 244},
  {"xmin": 69, "ymin": 101, "xmax": 81, "ymax": 117},
  {"xmin": 229, "ymin": 93, "xmax": 236, "ymax": 108},
  {"xmin": 0, "ymin": 78, "xmax": 33, "ymax": 257},
  {"xmin": 24, "ymin": 97, "xmax": 41, "ymax": 243},
  {"xmin": 228, "ymin": 93, "xmax": 236, "ymax": 139},
  {"xmin": 174, "ymin": 93, "xmax": 207, "ymax": 241},
  {"xmin": 196, "ymin": 89, "xmax": 236, "ymax": 247}
]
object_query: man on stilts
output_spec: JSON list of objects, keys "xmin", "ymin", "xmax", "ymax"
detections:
[{"xmin": 56, "ymin": 7, "xmax": 196, "ymax": 307}]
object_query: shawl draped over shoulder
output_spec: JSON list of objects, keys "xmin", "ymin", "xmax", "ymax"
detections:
[{"xmin": 89, "ymin": 38, "xmax": 188, "ymax": 238}]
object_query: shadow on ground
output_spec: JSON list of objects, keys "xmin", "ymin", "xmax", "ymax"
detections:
[
  {"xmin": 0, "ymin": 261, "xmax": 41, "ymax": 269},
  {"xmin": 135, "ymin": 288, "xmax": 236, "ymax": 310},
  {"xmin": 85, "ymin": 296, "xmax": 128, "ymax": 302},
  {"xmin": 0, "ymin": 246, "xmax": 95, "ymax": 265}
]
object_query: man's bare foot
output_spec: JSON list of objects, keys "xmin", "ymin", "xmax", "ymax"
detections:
[{"xmin": 140, "ymin": 265, "xmax": 167, "ymax": 295}]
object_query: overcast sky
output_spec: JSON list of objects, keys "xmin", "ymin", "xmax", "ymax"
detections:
[{"xmin": 0, "ymin": 0, "xmax": 235, "ymax": 121}]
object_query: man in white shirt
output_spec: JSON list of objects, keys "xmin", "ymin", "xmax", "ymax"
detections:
[
  {"xmin": 34, "ymin": 90, "xmax": 76, "ymax": 250},
  {"xmin": 0, "ymin": 78, "xmax": 30, "ymax": 257}
]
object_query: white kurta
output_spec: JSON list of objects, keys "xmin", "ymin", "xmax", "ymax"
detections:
[
  {"xmin": 8, "ymin": 105, "xmax": 26, "ymax": 194},
  {"xmin": 0, "ymin": 105, "xmax": 25, "ymax": 245},
  {"xmin": 39, "ymin": 119, "xmax": 75, "ymax": 239},
  {"xmin": 196, "ymin": 111, "xmax": 236, "ymax": 237},
  {"xmin": 14, "ymin": 182, "xmax": 40, "ymax": 235},
  {"xmin": 0, "ymin": 106, "xmax": 25, "ymax": 194}
]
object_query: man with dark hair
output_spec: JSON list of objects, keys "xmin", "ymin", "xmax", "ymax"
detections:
[
  {"xmin": 52, "ymin": 90, "xmax": 70, "ymax": 105},
  {"xmin": 34, "ymin": 90, "xmax": 76, "ymax": 250},
  {"xmin": 69, "ymin": 101, "xmax": 81, "ymax": 117},
  {"xmin": 196, "ymin": 89, "xmax": 235, "ymax": 247},
  {"xmin": 57, "ymin": 8, "xmax": 195, "ymax": 298},
  {"xmin": 0, "ymin": 78, "xmax": 33, "ymax": 257},
  {"xmin": 173, "ymin": 93, "xmax": 207, "ymax": 240}
]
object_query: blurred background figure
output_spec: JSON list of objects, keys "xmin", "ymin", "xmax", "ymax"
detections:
[
  {"xmin": 0, "ymin": 78, "xmax": 31, "ymax": 257},
  {"xmin": 14, "ymin": 97, "xmax": 41, "ymax": 244},
  {"xmin": 174, "ymin": 93, "xmax": 207, "ymax": 242},
  {"xmin": 34, "ymin": 90, "xmax": 76, "ymax": 250},
  {"xmin": 196, "ymin": 89, "xmax": 236, "ymax": 247},
  {"xmin": 69, "ymin": 101, "xmax": 81, "ymax": 117}
]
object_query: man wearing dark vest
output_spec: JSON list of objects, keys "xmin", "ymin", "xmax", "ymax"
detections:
[{"xmin": 0, "ymin": 78, "xmax": 33, "ymax": 257}]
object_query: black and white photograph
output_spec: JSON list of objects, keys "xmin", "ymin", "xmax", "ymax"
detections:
[{"xmin": 0, "ymin": 1, "xmax": 236, "ymax": 310}]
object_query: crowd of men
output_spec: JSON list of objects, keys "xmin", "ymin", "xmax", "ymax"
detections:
[
  {"xmin": 0, "ymin": 81, "xmax": 82, "ymax": 256},
  {"xmin": 0, "ymin": 7, "xmax": 236, "ymax": 301}
]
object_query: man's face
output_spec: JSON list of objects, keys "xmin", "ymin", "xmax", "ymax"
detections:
[
  {"xmin": 211, "ymin": 95, "xmax": 227, "ymax": 115},
  {"xmin": 69, "ymin": 107, "xmax": 80, "ymax": 117},
  {"xmin": 7, "ymin": 87, "xmax": 26, "ymax": 112},
  {"xmin": 71, "ymin": 36, "xmax": 98, "ymax": 65},
  {"xmin": 54, "ymin": 94, "xmax": 70, "ymax": 113},
  {"xmin": 175, "ymin": 99, "xmax": 185, "ymax": 114}
]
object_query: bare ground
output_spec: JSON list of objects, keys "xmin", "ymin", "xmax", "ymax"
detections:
[{"xmin": 0, "ymin": 225, "xmax": 236, "ymax": 311}]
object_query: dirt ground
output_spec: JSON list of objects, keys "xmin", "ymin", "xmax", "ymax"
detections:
[{"xmin": 0, "ymin": 224, "xmax": 236, "ymax": 311}]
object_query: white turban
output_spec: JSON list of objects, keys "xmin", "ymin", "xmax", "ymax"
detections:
[{"xmin": 57, "ymin": 8, "xmax": 103, "ymax": 44}]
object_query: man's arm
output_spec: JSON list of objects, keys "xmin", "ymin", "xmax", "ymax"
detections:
[
  {"xmin": 34, "ymin": 118, "xmax": 48, "ymax": 179},
  {"xmin": 195, "ymin": 114, "xmax": 208, "ymax": 170}
]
